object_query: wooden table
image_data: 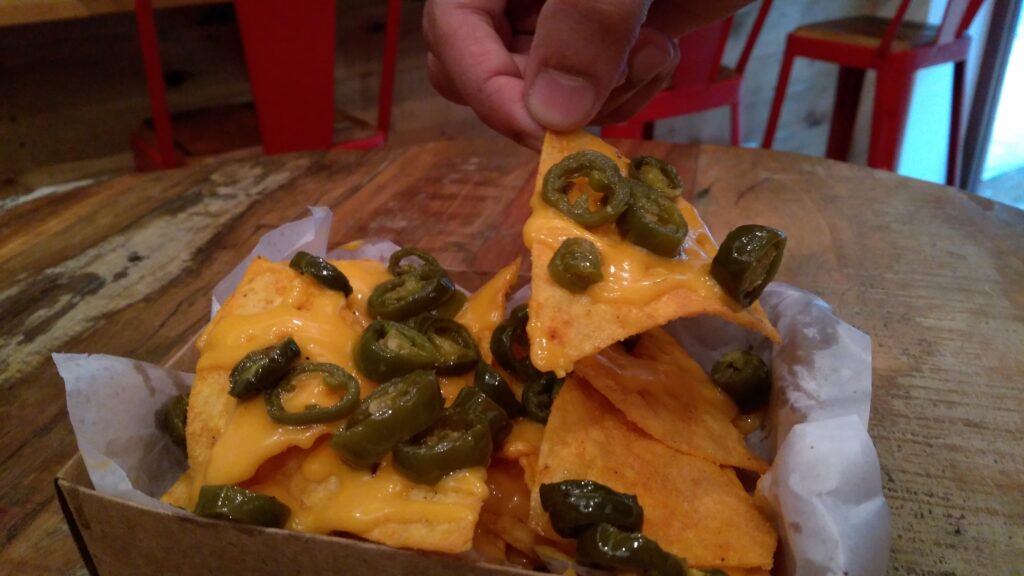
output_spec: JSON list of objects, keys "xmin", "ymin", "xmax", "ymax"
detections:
[{"xmin": 1, "ymin": 139, "xmax": 1021, "ymax": 574}]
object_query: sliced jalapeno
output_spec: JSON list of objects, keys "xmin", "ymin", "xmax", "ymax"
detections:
[
  {"xmin": 710, "ymin": 350, "xmax": 770, "ymax": 412},
  {"xmin": 229, "ymin": 337, "xmax": 300, "ymax": 400},
  {"xmin": 522, "ymin": 373, "xmax": 563, "ymax": 424},
  {"xmin": 629, "ymin": 156, "xmax": 683, "ymax": 199},
  {"xmin": 393, "ymin": 412, "xmax": 493, "ymax": 485},
  {"xmin": 367, "ymin": 268, "xmax": 456, "ymax": 321},
  {"xmin": 576, "ymin": 523, "xmax": 686, "ymax": 576},
  {"xmin": 711, "ymin": 224, "xmax": 786, "ymax": 307},
  {"xmin": 474, "ymin": 362, "xmax": 523, "ymax": 417},
  {"xmin": 194, "ymin": 485, "xmax": 291, "ymax": 528},
  {"xmin": 617, "ymin": 181, "xmax": 689, "ymax": 258},
  {"xmin": 356, "ymin": 320, "xmax": 439, "ymax": 382},
  {"xmin": 432, "ymin": 290, "xmax": 468, "ymax": 319},
  {"xmin": 449, "ymin": 385, "xmax": 510, "ymax": 442},
  {"xmin": 264, "ymin": 363, "xmax": 361, "ymax": 425},
  {"xmin": 543, "ymin": 150, "xmax": 631, "ymax": 228},
  {"xmin": 388, "ymin": 247, "xmax": 445, "ymax": 277},
  {"xmin": 549, "ymin": 237, "xmax": 603, "ymax": 293},
  {"xmin": 539, "ymin": 480, "xmax": 644, "ymax": 538},
  {"xmin": 407, "ymin": 316, "xmax": 480, "ymax": 375},
  {"xmin": 330, "ymin": 370, "xmax": 444, "ymax": 469},
  {"xmin": 289, "ymin": 251, "xmax": 353, "ymax": 296},
  {"xmin": 490, "ymin": 304, "xmax": 542, "ymax": 382},
  {"xmin": 157, "ymin": 392, "xmax": 189, "ymax": 450}
]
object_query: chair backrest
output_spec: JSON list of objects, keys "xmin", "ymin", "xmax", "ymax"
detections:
[
  {"xmin": 669, "ymin": 0, "xmax": 773, "ymax": 87},
  {"xmin": 877, "ymin": 0, "xmax": 987, "ymax": 56}
]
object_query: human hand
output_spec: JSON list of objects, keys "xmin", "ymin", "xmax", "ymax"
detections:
[{"xmin": 423, "ymin": 0, "xmax": 751, "ymax": 149}]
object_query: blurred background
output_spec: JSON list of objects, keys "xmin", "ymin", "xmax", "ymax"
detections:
[{"xmin": 1, "ymin": 0, "xmax": 1021, "ymax": 208}]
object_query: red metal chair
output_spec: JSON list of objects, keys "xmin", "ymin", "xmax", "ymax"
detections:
[
  {"xmin": 601, "ymin": 0, "xmax": 773, "ymax": 145},
  {"xmin": 131, "ymin": 0, "xmax": 402, "ymax": 171},
  {"xmin": 761, "ymin": 0, "xmax": 986, "ymax": 186}
]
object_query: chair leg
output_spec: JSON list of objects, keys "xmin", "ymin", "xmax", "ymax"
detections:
[
  {"xmin": 730, "ymin": 101, "xmax": 743, "ymax": 147},
  {"xmin": 947, "ymin": 60, "xmax": 966, "ymax": 187},
  {"xmin": 761, "ymin": 39, "xmax": 797, "ymax": 149},
  {"xmin": 133, "ymin": 0, "xmax": 178, "ymax": 170},
  {"xmin": 601, "ymin": 122, "xmax": 654, "ymax": 140},
  {"xmin": 868, "ymin": 66, "xmax": 915, "ymax": 173},
  {"xmin": 826, "ymin": 66, "xmax": 866, "ymax": 162},
  {"xmin": 376, "ymin": 0, "xmax": 402, "ymax": 138}
]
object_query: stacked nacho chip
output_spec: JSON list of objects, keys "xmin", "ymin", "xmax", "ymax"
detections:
[{"xmin": 163, "ymin": 130, "xmax": 782, "ymax": 574}]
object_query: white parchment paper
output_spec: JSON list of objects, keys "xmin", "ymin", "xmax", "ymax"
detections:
[{"xmin": 56, "ymin": 207, "xmax": 891, "ymax": 576}]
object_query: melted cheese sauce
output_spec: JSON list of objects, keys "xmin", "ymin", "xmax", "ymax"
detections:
[
  {"xmin": 455, "ymin": 259, "xmax": 520, "ymax": 363},
  {"xmin": 190, "ymin": 260, "xmax": 385, "ymax": 505},
  {"xmin": 246, "ymin": 442, "xmax": 488, "ymax": 544},
  {"xmin": 186, "ymin": 257, "xmax": 498, "ymax": 544}
]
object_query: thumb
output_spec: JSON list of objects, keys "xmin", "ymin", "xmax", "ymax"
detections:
[{"xmin": 524, "ymin": 0, "xmax": 653, "ymax": 131}]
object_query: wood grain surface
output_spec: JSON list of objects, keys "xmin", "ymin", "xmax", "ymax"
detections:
[{"xmin": 1, "ymin": 139, "xmax": 1021, "ymax": 575}]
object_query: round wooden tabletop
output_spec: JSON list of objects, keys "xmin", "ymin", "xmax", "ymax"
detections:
[{"xmin": 1, "ymin": 140, "xmax": 1021, "ymax": 573}]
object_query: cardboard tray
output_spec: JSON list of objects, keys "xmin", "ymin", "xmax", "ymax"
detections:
[{"xmin": 55, "ymin": 454, "xmax": 539, "ymax": 576}]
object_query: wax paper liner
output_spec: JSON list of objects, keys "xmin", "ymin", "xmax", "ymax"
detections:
[{"xmin": 56, "ymin": 207, "xmax": 891, "ymax": 575}]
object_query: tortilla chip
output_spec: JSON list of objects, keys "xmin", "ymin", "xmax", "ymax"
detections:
[
  {"xmin": 456, "ymin": 258, "xmax": 521, "ymax": 363},
  {"xmin": 524, "ymin": 131, "xmax": 779, "ymax": 375},
  {"xmin": 531, "ymin": 377, "xmax": 777, "ymax": 569},
  {"xmin": 248, "ymin": 443, "xmax": 489, "ymax": 554},
  {"xmin": 160, "ymin": 470, "xmax": 194, "ymax": 509},
  {"xmin": 575, "ymin": 329, "xmax": 768, "ymax": 472},
  {"xmin": 183, "ymin": 257, "xmax": 376, "ymax": 504}
]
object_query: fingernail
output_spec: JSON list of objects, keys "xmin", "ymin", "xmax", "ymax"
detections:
[
  {"xmin": 629, "ymin": 41, "xmax": 670, "ymax": 84},
  {"xmin": 527, "ymin": 68, "xmax": 597, "ymax": 131}
]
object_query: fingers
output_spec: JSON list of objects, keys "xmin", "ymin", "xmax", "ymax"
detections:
[
  {"xmin": 592, "ymin": 28, "xmax": 678, "ymax": 123},
  {"xmin": 423, "ymin": 0, "xmax": 544, "ymax": 148},
  {"xmin": 524, "ymin": 0, "xmax": 653, "ymax": 131}
]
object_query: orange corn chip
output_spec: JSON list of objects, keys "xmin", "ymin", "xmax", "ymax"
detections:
[
  {"xmin": 575, "ymin": 329, "xmax": 768, "ymax": 473},
  {"xmin": 456, "ymin": 258, "xmax": 521, "ymax": 364},
  {"xmin": 530, "ymin": 377, "xmax": 777, "ymax": 569},
  {"xmin": 524, "ymin": 131, "xmax": 779, "ymax": 375}
]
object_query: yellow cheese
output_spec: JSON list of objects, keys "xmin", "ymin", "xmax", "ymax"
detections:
[
  {"xmin": 455, "ymin": 259, "xmax": 521, "ymax": 363},
  {"xmin": 186, "ymin": 258, "xmax": 381, "ymax": 506},
  {"xmin": 523, "ymin": 131, "xmax": 780, "ymax": 375},
  {"xmin": 248, "ymin": 443, "xmax": 489, "ymax": 553}
]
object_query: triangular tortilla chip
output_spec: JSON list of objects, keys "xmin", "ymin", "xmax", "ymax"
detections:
[
  {"xmin": 530, "ymin": 377, "xmax": 777, "ymax": 569},
  {"xmin": 524, "ymin": 131, "xmax": 779, "ymax": 375},
  {"xmin": 456, "ymin": 258, "xmax": 521, "ymax": 364},
  {"xmin": 575, "ymin": 329, "xmax": 768, "ymax": 472}
]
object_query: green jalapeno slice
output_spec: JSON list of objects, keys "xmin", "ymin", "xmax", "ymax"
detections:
[
  {"xmin": 330, "ymin": 370, "xmax": 444, "ymax": 469},
  {"xmin": 710, "ymin": 350, "xmax": 770, "ymax": 412},
  {"xmin": 617, "ymin": 180, "xmax": 689, "ymax": 258},
  {"xmin": 543, "ymin": 150, "xmax": 631, "ymax": 228},
  {"xmin": 393, "ymin": 412, "xmax": 493, "ymax": 485},
  {"xmin": 549, "ymin": 237, "xmax": 604, "ymax": 293},
  {"xmin": 367, "ymin": 268, "xmax": 457, "ymax": 321},
  {"xmin": 194, "ymin": 485, "xmax": 291, "ymax": 528},
  {"xmin": 711, "ymin": 224, "xmax": 786, "ymax": 308},
  {"xmin": 629, "ymin": 156, "xmax": 683, "ymax": 199},
  {"xmin": 522, "ymin": 373, "xmax": 563, "ymax": 424},
  {"xmin": 539, "ymin": 480, "xmax": 644, "ymax": 538},
  {"xmin": 432, "ymin": 290, "xmax": 468, "ymax": 319},
  {"xmin": 264, "ymin": 363, "xmax": 361, "ymax": 425},
  {"xmin": 490, "ymin": 304, "xmax": 542, "ymax": 382},
  {"xmin": 356, "ymin": 320, "xmax": 439, "ymax": 382},
  {"xmin": 407, "ymin": 315, "xmax": 480, "ymax": 375},
  {"xmin": 690, "ymin": 570, "xmax": 728, "ymax": 576},
  {"xmin": 289, "ymin": 251, "xmax": 353, "ymax": 296},
  {"xmin": 229, "ymin": 337, "xmax": 301, "ymax": 399},
  {"xmin": 387, "ymin": 247, "xmax": 445, "ymax": 277},
  {"xmin": 576, "ymin": 523, "xmax": 686, "ymax": 576},
  {"xmin": 157, "ymin": 392, "xmax": 189, "ymax": 450},
  {"xmin": 474, "ymin": 362, "xmax": 524, "ymax": 417},
  {"xmin": 449, "ymin": 385, "xmax": 511, "ymax": 442}
]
